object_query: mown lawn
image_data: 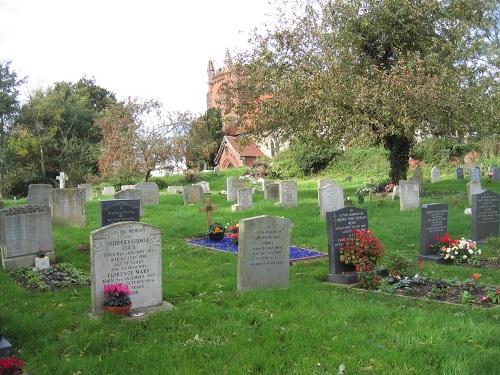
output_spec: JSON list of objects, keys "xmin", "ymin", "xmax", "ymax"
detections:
[{"xmin": 1, "ymin": 169, "xmax": 499, "ymax": 374}]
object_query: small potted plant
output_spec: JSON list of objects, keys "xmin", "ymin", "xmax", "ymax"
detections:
[
  {"xmin": 225, "ymin": 222, "xmax": 239, "ymax": 245},
  {"xmin": 103, "ymin": 283, "xmax": 132, "ymax": 316},
  {"xmin": 207, "ymin": 223, "xmax": 225, "ymax": 241},
  {"xmin": 35, "ymin": 248, "xmax": 50, "ymax": 271},
  {"xmin": 0, "ymin": 355, "xmax": 24, "ymax": 375}
]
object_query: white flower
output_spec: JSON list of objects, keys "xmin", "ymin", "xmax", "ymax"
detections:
[
  {"xmin": 463, "ymin": 255, "xmax": 467, "ymax": 259},
  {"xmin": 444, "ymin": 254, "xmax": 450, "ymax": 259},
  {"xmin": 451, "ymin": 255, "xmax": 455, "ymax": 259},
  {"xmin": 454, "ymin": 251, "xmax": 458, "ymax": 255},
  {"xmin": 468, "ymin": 249, "xmax": 473, "ymax": 254},
  {"xmin": 446, "ymin": 248, "xmax": 451, "ymax": 253},
  {"xmin": 478, "ymin": 249, "xmax": 481, "ymax": 254}
]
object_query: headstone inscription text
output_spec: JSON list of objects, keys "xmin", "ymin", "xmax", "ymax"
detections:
[
  {"xmin": 471, "ymin": 190, "xmax": 499, "ymax": 242},
  {"xmin": 420, "ymin": 204, "xmax": 448, "ymax": 262}
]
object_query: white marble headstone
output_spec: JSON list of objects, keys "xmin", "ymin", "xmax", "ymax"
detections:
[
  {"xmin": 319, "ymin": 184, "xmax": 344, "ymax": 218},
  {"xmin": 399, "ymin": 180, "xmax": 420, "ymax": 210}
]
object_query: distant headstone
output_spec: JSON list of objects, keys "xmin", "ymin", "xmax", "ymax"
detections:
[
  {"xmin": 102, "ymin": 186, "xmax": 115, "ymax": 195},
  {"xmin": 56, "ymin": 172, "xmax": 68, "ymax": 189},
  {"xmin": 136, "ymin": 182, "xmax": 160, "ymax": 205},
  {"xmin": 194, "ymin": 181, "xmax": 211, "ymax": 194},
  {"xmin": 430, "ymin": 166, "xmax": 440, "ymax": 183},
  {"xmin": 412, "ymin": 166, "xmax": 423, "ymax": 185},
  {"xmin": 90, "ymin": 222, "xmax": 163, "ymax": 315},
  {"xmin": 183, "ymin": 185, "xmax": 203, "ymax": 205},
  {"xmin": 226, "ymin": 177, "xmax": 245, "ymax": 202},
  {"xmin": 319, "ymin": 183, "xmax": 344, "ymax": 219},
  {"xmin": 115, "ymin": 189, "xmax": 143, "ymax": 216},
  {"xmin": 275, "ymin": 181, "xmax": 298, "ymax": 207},
  {"xmin": 471, "ymin": 190, "xmax": 499, "ymax": 242},
  {"xmin": 261, "ymin": 179, "xmax": 273, "ymax": 191},
  {"xmin": 231, "ymin": 188, "xmax": 253, "ymax": 212},
  {"xmin": 391, "ymin": 185, "xmax": 399, "ymax": 201},
  {"xmin": 28, "ymin": 184, "xmax": 53, "ymax": 206},
  {"xmin": 420, "ymin": 204, "xmax": 448, "ymax": 262},
  {"xmin": 264, "ymin": 183, "xmax": 279, "ymax": 201},
  {"xmin": 78, "ymin": 183, "xmax": 92, "ymax": 201},
  {"xmin": 456, "ymin": 167, "xmax": 464, "ymax": 179},
  {"xmin": 214, "ymin": 166, "xmax": 220, "ymax": 173},
  {"xmin": 237, "ymin": 215, "xmax": 291, "ymax": 292},
  {"xmin": 0, "ymin": 333, "xmax": 12, "ymax": 357},
  {"xmin": 167, "ymin": 185, "xmax": 183, "ymax": 194},
  {"xmin": 326, "ymin": 207, "xmax": 368, "ymax": 284},
  {"xmin": 317, "ymin": 178, "xmax": 335, "ymax": 205},
  {"xmin": 399, "ymin": 180, "xmax": 420, "ymax": 210},
  {"xmin": 467, "ymin": 180, "xmax": 483, "ymax": 206},
  {"xmin": 470, "ymin": 166, "xmax": 481, "ymax": 182},
  {"xmin": 0, "ymin": 205, "xmax": 54, "ymax": 271},
  {"xmin": 51, "ymin": 188, "xmax": 86, "ymax": 227},
  {"xmin": 101, "ymin": 199, "xmax": 140, "ymax": 227},
  {"xmin": 492, "ymin": 167, "xmax": 500, "ymax": 182},
  {"xmin": 121, "ymin": 185, "xmax": 137, "ymax": 190}
]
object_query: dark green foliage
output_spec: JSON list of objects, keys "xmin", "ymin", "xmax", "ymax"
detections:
[
  {"xmin": 107, "ymin": 171, "xmax": 140, "ymax": 192},
  {"xmin": 10, "ymin": 263, "xmax": 90, "ymax": 291},
  {"xmin": 268, "ymin": 149, "xmax": 303, "ymax": 178},
  {"xmin": 384, "ymin": 134, "xmax": 412, "ymax": 183},
  {"xmin": 412, "ymin": 138, "xmax": 480, "ymax": 165},
  {"xmin": 185, "ymin": 109, "xmax": 223, "ymax": 169},
  {"xmin": 148, "ymin": 176, "xmax": 168, "ymax": 190},
  {"xmin": 6, "ymin": 171, "xmax": 53, "ymax": 198},
  {"xmin": 181, "ymin": 169, "xmax": 201, "ymax": 183},
  {"xmin": 289, "ymin": 138, "xmax": 339, "ymax": 175}
]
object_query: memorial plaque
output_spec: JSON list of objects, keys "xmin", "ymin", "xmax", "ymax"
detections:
[
  {"xmin": 430, "ymin": 166, "xmax": 440, "ymax": 183},
  {"xmin": 471, "ymin": 190, "xmax": 499, "ymax": 242},
  {"xmin": 319, "ymin": 184, "xmax": 344, "ymax": 219},
  {"xmin": 237, "ymin": 215, "xmax": 291, "ymax": 292},
  {"xmin": 399, "ymin": 180, "xmax": 420, "ymax": 210},
  {"xmin": 115, "ymin": 189, "xmax": 143, "ymax": 216},
  {"xmin": 467, "ymin": 180, "xmax": 483, "ymax": 206},
  {"xmin": 136, "ymin": 182, "xmax": 159, "ymax": 205},
  {"xmin": 420, "ymin": 203, "xmax": 448, "ymax": 262},
  {"xmin": 264, "ymin": 183, "xmax": 279, "ymax": 201},
  {"xmin": 101, "ymin": 199, "xmax": 140, "ymax": 227},
  {"xmin": 456, "ymin": 167, "xmax": 464, "ymax": 179},
  {"xmin": 51, "ymin": 188, "xmax": 86, "ymax": 227},
  {"xmin": 90, "ymin": 222, "xmax": 162, "ymax": 314},
  {"xmin": 275, "ymin": 181, "xmax": 298, "ymax": 207},
  {"xmin": 183, "ymin": 185, "xmax": 203, "ymax": 205},
  {"xmin": 227, "ymin": 177, "xmax": 246, "ymax": 202},
  {"xmin": 231, "ymin": 188, "xmax": 253, "ymax": 212},
  {"xmin": 28, "ymin": 184, "xmax": 53, "ymax": 206},
  {"xmin": 78, "ymin": 183, "xmax": 92, "ymax": 201},
  {"xmin": 470, "ymin": 166, "xmax": 481, "ymax": 182},
  {"xmin": 326, "ymin": 207, "xmax": 368, "ymax": 284}
]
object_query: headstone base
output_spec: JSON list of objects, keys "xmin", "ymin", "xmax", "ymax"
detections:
[
  {"xmin": 420, "ymin": 254, "xmax": 444, "ymax": 263},
  {"xmin": 2, "ymin": 251, "xmax": 55, "ymax": 272},
  {"xmin": 327, "ymin": 272, "xmax": 359, "ymax": 284},
  {"xmin": 0, "ymin": 337, "xmax": 13, "ymax": 357}
]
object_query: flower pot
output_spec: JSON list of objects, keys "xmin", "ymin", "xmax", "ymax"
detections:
[
  {"xmin": 105, "ymin": 303, "xmax": 132, "ymax": 316},
  {"xmin": 208, "ymin": 232, "xmax": 224, "ymax": 241},
  {"xmin": 35, "ymin": 256, "xmax": 50, "ymax": 270}
]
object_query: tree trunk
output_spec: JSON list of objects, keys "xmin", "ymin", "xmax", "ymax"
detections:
[
  {"xmin": 0, "ymin": 118, "xmax": 5, "ymax": 199},
  {"xmin": 144, "ymin": 170, "xmax": 151, "ymax": 182},
  {"xmin": 40, "ymin": 145, "xmax": 46, "ymax": 175},
  {"xmin": 383, "ymin": 134, "xmax": 412, "ymax": 184}
]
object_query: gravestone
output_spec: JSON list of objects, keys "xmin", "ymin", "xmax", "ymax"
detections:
[
  {"xmin": 183, "ymin": 185, "xmax": 203, "ymax": 205},
  {"xmin": 115, "ymin": 189, "xmax": 143, "ymax": 216},
  {"xmin": 27, "ymin": 184, "xmax": 53, "ymax": 206},
  {"xmin": 231, "ymin": 188, "xmax": 253, "ymax": 212},
  {"xmin": 0, "ymin": 205, "xmax": 54, "ymax": 271},
  {"xmin": 90, "ymin": 222, "xmax": 162, "ymax": 315},
  {"xmin": 411, "ymin": 166, "xmax": 423, "ymax": 185},
  {"xmin": 264, "ymin": 183, "xmax": 279, "ymax": 201},
  {"xmin": 200, "ymin": 197, "xmax": 219, "ymax": 227},
  {"xmin": 195, "ymin": 181, "xmax": 211, "ymax": 194},
  {"xmin": 467, "ymin": 180, "xmax": 483, "ymax": 206},
  {"xmin": 430, "ymin": 166, "xmax": 440, "ymax": 183},
  {"xmin": 101, "ymin": 199, "xmax": 140, "ymax": 227},
  {"xmin": 136, "ymin": 182, "xmax": 160, "ymax": 205},
  {"xmin": 56, "ymin": 172, "xmax": 68, "ymax": 189},
  {"xmin": 275, "ymin": 181, "xmax": 298, "ymax": 208},
  {"xmin": 0, "ymin": 330, "xmax": 12, "ymax": 357},
  {"xmin": 226, "ymin": 177, "xmax": 246, "ymax": 202},
  {"xmin": 420, "ymin": 204, "xmax": 448, "ymax": 262},
  {"xmin": 470, "ymin": 166, "xmax": 481, "ymax": 182},
  {"xmin": 399, "ymin": 180, "xmax": 420, "ymax": 210},
  {"xmin": 78, "ymin": 183, "xmax": 92, "ymax": 201},
  {"xmin": 261, "ymin": 179, "xmax": 274, "ymax": 191},
  {"xmin": 51, "ymin": 188, "xmax": 86, "ymax": 227},
  {"xmin": 237, "ymin": 215, "xmax": 291, "ymax": 292},
  {"xmin": 102, "ymin": 186, "xmax": 115, "ymax": 195},
  {"xmin": 319, "ymin": 183, "xmax": 344, "ymax": 219},
  {"xmin": 493, "ymin": 167, "xmax": 500, "ymax": 182},
  {"xmin": 317, "ymin": 178, "xmax": 335, "ymax": 205},
  {"xmin": 456, "ymin": 167, "xmax": 464, "ymax": 179},
  {"xmin": 326, "ymin": 207, "xmax": 368, "ymax": 284},
  {"xmin": 121, "ymin": 185, "xmax": 137, "ymax": 190},
  {"xmin": 167, "ymin": 186, "xmax": 183, "ymax": 194},
  {"xmin": 471, "ymin": 190, "xmax": 499, "ymax": 242},
  {"xmin": 391, "ymin": 185, "xmax": 399, "ymax": 201}
]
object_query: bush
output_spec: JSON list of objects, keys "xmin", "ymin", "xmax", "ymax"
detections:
[
  {"xmin": 6, "ymin": 171, "xmax": 53, "ymax": 198},
  {"xmin": 268, "ymin": 150, "xmax": 303, "ymax": 179},
  {"xmin": 251, "ymin": 156, "xmax": 272, "ymax": 178},
  {"xmin": 181, "ymin": 169, "xmax": 201, "ymax": 184},
  {"xmin": 148, "ymin": 177, "xmax": 168, "ymax": 189},
  {"xmin": 411, "ymin": 138, "xmax": 479, "ymax": 165},
  {"xmin": 106, "ymin": 172, "xmax": 140, "ymax": 192},
  {"xmin": 289, "ymin": 138, "xmax": 338, "ymax": 175}
]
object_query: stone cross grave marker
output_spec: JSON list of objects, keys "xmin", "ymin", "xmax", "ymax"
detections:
[
  {"xmin": 56, "ymin": 172, "xmax": 68, "ymax": 189},
  {"xmin": 231, "ymin": 188, "xmax": 253, "ymax": 212},
  {"xmin": 264, "ymin": 183, "xmax": 279, "ymax": 201},
  {"xmin": 101, "ymin": 199, "xmax": 140, "ymax": 227},
  {"xmin": 183, "ymin": 185, "xmax": 203, "ymax": 205},
  {"xmin": 456, "ymin": 167, "xmax": 464, "ymax": 179},
  {"xmin": 326, "ymin": 206, "xmax": 368, "ymax": 284},
  {"xmin": 237, "ymin": 215, "xmax": 291, "ymax": 292},
  {"xmin": 471, "ymin": 190, "xmax": 499, "ymax": 242},
  {"xmin": 200, "ymin": 197, "xmax": 219, "ymax": 227},
  {"xmin": 28, "ymin": 184, "xmax": 53, "ymax": 206},
  {"xmin": 470, "ymin": 166, "xmax": 481, "ymax": 182},
  {"xmin": 115, "ymin": 189, "xmax": 143, "ymax": 216},
  {"xmin": 90, "ymin": 222, "xmax": 163, "ymax": 315},
  {"xmin": 420, "ymin": 203, "xmax": 448, "ymax": 262},
  {"xmin": 275, "ymin": 181, "xmax": 298, "ymax": 207},
  {"xmin": 399, "ymin": 180, "xmax": 420, "ymax": 210},
  {"xmin": 136, "ymin": 182, "xmax": 159, "ymax": 205},
  {"xmin": 226, "ymin": 177, "xmax": 246, "ymax": 202},
  {"xmin": 51, "ymin": 188, "xmax": 86, "ymax": 227},
  {"xmin": 78, "ymin": 183, "xmax": 92, "ymax": 201},
  {"xmin": 467, "ymin": 180, "xmax": 483, "ymax": 206},
  {"xmin": 0, "ymin": 205, "xmax": 54, "ymax": 271},
  {"xmin": 319, "ymin": 183, "xmax": 344, "ymax": 219},
  {"xmin": 430, "ymin": 166, "xmax": 440, "ymax": 183}
]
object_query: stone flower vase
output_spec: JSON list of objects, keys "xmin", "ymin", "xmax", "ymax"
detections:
[
  {"xmin": 104, "ymin": 303, "xmax": 132, "ymax": 316},
  {"xmin": 35, "ymin": 256, "xmax": 50, "ymax": 271}
]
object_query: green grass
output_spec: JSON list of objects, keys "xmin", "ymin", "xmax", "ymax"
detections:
[{"xmin": 1, "ymin": 169, "xmax": 499, "ymax": 374}]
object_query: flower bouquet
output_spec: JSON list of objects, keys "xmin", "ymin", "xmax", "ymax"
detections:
[
  {"xmin": 103, "ymin": 283, "xmax": 132, "ymax": 315},
  {"xmin": 207, "ymin": 223, "xmax": 225, "ymax": 241},
  {"xmin": 225, "ymin": 222, "xmax": 239, "ymax": 245},
  {"xmin": 430, "ymin": 233, "xmax": 481, "ymax": 263},
  {"xmin": 0, "ymin": 356, "xmax": 24, "ymax": 375}
]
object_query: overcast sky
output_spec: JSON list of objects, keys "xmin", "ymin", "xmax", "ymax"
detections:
[{"xmin": 0, "ymin": 0, "xmax": 274, "ymax": 114}]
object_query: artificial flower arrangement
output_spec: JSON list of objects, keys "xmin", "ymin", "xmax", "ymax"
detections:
[
  {"xmin": 103, "ymin": 283, "xmax": 132, "ymax": 315},
  {"xmin": 207, "ymin": 223, "xmax": 225, "ymax": 241},
  {"xmin": 0, "ymin": 355, "xmax": 24, "ymax": 375},
  {"xmin": 430, "ymin": 233, "xmax": 481, "ymax": 263},
  {"xmin": 225, "ymin": 222, "xmax": 239, "ymax": 245}
]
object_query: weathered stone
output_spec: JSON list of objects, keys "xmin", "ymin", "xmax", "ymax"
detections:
[
  {"xmin": 167, "ymin": 186, "xmax": 183, "ymax": 194},
  {"xmin": 78, "ymin": 183, "xmax": 92, "ymax": 201},
  {"xmin": 391, "ymin": 185, "xmax": 399, "ymax": 201},
  {"xmin": 471, "ymin": 190, "xmax": 499, "ymax": 242},
  {"xmin": 56, "ymin": 172, "xmax": 68, "ymax": 189},
  {"xmin": 420, "ymin": 203, "xmax": 448, "ymax": 262},
  {"xmin": 231, "ymin": 188, "xmax": 253, "ymax": 212},
  {"xmin": 115, "ymin": 189, "xmax": 143, "ymax": 216},
  {"xmin": 183, "ymin": 185, "xmax": 203, "ymax": 205},
  {"xmin": 317, "ymin": 178, "xmax": 335, "ymax": 205},
  {"xmin": 121, "ymin": 185, "xmax": 137, "ymax": 190},
  {"xmin": 467, "ymin": 180, "xmax": 483, "ymax": 206},
  {"xmin": 456, "ymin": 167, "xmax": 464, "ymax": 179},
  {"xmin": 492, "ymin": 167, "xmax": 500, "ymax": 182},
  {"xmin": 90, "ymin": 222, "xmax": 162, "ymax": 315},
  {"xmin": 275, "ymin": 181, "xmax": 298, "ymax": 208},
  {"xmin": 28, "ymin": 184, "xmax": 53, "ymax": 206},
  {"xmin": 226, "ymin": 177, "xmax": 246, "ymax": 202},
  {"xmin": 411, "ymin": 166, "xmax": 423, "ymax": 185},
  {"xmin": 101, "ymin": 199, "xmax": 140, "ymax": 227},
  {"xmin": 399, "ymin": 180, "xmax": 420, "ymax": 210},
  {"xmin": 0, "ymin": 205, "xmax": 54, "ymax": 271},
  {"xmin": 430, "ymin": 166, "xmax": 440, "ymax": 183},
  {"xmin": 194, "ymin": 181, "xmax": 211, "ymax": 194},
  {"xmin": 264, "ymin": 183, "xmax": 279, "ymax": 201},
  {"xmin": 237, "ymin": 215, "xmax": 291, "ymax": 292},
  {"xmin": 102, "ymin": 186, "xmax": 115, "ymax": 195},
  {"xmin": 470, "ymin": 166, "xmax": 481, "ymax": 182},
  {"xmin": 51, "ymin": 188, "xmax": 86, "ymax": 227},
  {"xmin": 319, "ymin": 183, "xmax": 344, "ymax": 219},
  {"xmin": 136, "ymin": 182, "xmax": 159, "ymax": 205}
]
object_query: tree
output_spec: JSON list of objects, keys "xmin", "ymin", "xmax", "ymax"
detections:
[{"xmin": 228, "ymin": 0, "xmax": 499, "ymax": 182}]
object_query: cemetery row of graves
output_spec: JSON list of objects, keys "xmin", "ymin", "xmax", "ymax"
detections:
[{"xmin": 0, "ymin": 165, "xmax": 498, "ymax": 373}]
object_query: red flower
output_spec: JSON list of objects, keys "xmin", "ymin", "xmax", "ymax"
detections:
[
  {"xmin": 0, "ymin": 356, "xmax": 24, "ymax": 375},
  {"xmin": 472, "ymin": 273, "xmax": 480, "ymax": 281}
]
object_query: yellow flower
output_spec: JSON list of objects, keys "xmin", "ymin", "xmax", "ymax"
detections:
[{"xmin": 213, "ymin": 227, "xmax": 222, "ymax": 233}]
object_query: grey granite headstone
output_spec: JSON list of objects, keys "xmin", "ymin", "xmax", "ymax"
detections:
[
  {"xmin": 467, "ymin": 180, "xmax": 483, "ymax": 206},
  {"xmin": 456, "ymin": 167, "xmax": 464, "ymax": 179},
  {"xmin": 275, "ymin": 181, "xmax": 298, "ymax": 207},
  {"xmin": 411, "ymin": 166, "xmax": 423, "ymax": 185},
  {"xmin": 28, "ymin": 184, "xmax": 53, "ymax": 206},
  {"xmin": 226, "ymin": 177, "xmax": 246, "ymax": 202},
  {"xmin": 51, "ymin": 188, "xmax": 86, "ymax": 227},
  {"xmin": 470, "ymin": 166, "xmax": 481, "ymax": 182},
  {"xmin": 115, "ymin": 189, "xmax": 143, "ymax": 216},
  {"xmin": 399, "ymin": 180, "xmax": 420, "ymax": 210},
  {"xmin": 237, "ymin": 215, "xmax": 291, "ymax": 292},
  {"xmin": 317, "ymin": 178, "xmax": 335, "ymax": 205},
  {"xmin": 0, "ymin": 335, "xmax": 12, "ymax": 357},
  {"xmin": 78, "ymin": 183, "xmax": 92, "ymax": 201},
  {"xmin": 183, "ymin": 185, "xmax": 203, "ymax": 205},
  {"xmin": 493, "ymin": 167, "xmax": 500, "ymax": 182},
  {"xmin": 167, "ymin": 186, "xmax": 184, "ymax": 194},
  {"xmin": 90, "ymin": 222, "xmax": 162, "ymax": 315},
  {"xmin": 102, "ymin": 186, "xmax": 115, "ymax": 195},
  {"xmin": 319, "ymin": 183, "xmax": 344, "ymax": 219},
  {"xmin": 326, "ymin": 207, "xmax": 368, "ymax": 284},
  {"xmin": 101, "ymin": 199, "xmax": 140, "ymax": 227},
  {"xmin": 0, "ymin": 205, "xmax": 54, "ymax": 271},
  {"xmin": 430, "ymin": 166, "xmax": 440, "ymax": 183},
  {"xmin": 471, "ymin": 190, "xmax": 499, "ymax": 242},
  {"xmin": 420, "ymin": 204, "xmax": 448, "ymax": 262},
  {"xmin": 136, "ymin": 182, "xmax": 160, "ymax": 205},
  {"xmin": 231, "ymin": 188, "xmax": 253, "ymax": 212},
  {"xmin": 264, "ymin": 183, "xmax": 279, "ymax": 201}
]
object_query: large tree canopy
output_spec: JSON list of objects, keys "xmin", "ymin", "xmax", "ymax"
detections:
[{"xmin": 228, "ymin": 0, "xmax": 499, "ymax": 182}]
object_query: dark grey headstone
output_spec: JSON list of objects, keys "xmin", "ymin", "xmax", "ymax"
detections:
[
  {"xmin": 326, "ymin": 207, "xmax": 368, "ymax": 284},
  {"xmin": 470, "ymin": 166, "xmax": 481, "ymax": 182},
  {"xmin": 420, "ymin": 204, "xmax": 448, "ymax": 263},
  {"xmin": 0, "ymin": 336, "xmax": 12, "ymax": 357},
  {"xmin": 471, "ymin": 190, "xmax": 499, "ymax": 242},
  {"xmin": 493, "ymin": 167, "xmax": 500, "ymax": 182},
  {"xmin": 100, "ymin": 199, "xmax": 140, "ymax": 227},
  {"xmin": 456, "ymin": 167, "xmax": 464, "ymax": 179}
]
